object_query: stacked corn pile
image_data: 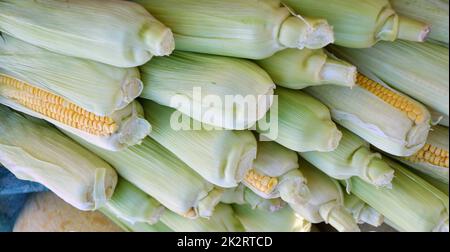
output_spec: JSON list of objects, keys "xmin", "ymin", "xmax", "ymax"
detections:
[{"xmin": 0, "ymin": 0, "xmax": 448, "ymax": 232}]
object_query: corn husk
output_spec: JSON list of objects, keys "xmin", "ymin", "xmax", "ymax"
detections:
[
  {"xmin": 300, "ymin": 127, "xmax": 395, "ymax": 188},
  {"xmin": 350, "ymin": 158, "xmax": 449, "ymax": 232},
  {"xmin": 142, "ymin": 100, "xmax": 257, "ymax": 188},
  {"xmin": 344, "ymin": 194, "xmax": 384, "ymax": 227},
  {"xmin": 133, "ymin": 0, "xmax": 334, "ymax": 59},
  {"xmin": 68, "ymin": 133, "xmax": 223, "ymax": 219},
  {"xmin": 290, "ymin": 159, "xmax": 360, "ymax": 232},
  {"xmin": 101, "ymin": 208, "xmax": 172, "ymax": 232},
  {"xmin": 256, "ymin": 49, "xmax": 356, "ymax": 89},
  {"xmin": 0, "ymin": 105, "xmax": 117, "ymax": 211},
  {"xmin": 257, "ymin": 87, "xmax": 342, "ymax": 152},
  {"xmin": 140, "ymin": 51, "xmax": 275, "ymax": 130},
  {"xmin": 234, "ymin": 204, "xmax": 311, "ymax": 232},
  {"xmin": 283, "ymin": 0, "xmax": 431, "ymax": 48},
  {"xmin": 331, "ymin": 41, "xmax": 449, "ymax": 117},
  {"xmin": 0, "ymin": 0, "xmax": 174, "ymax": 67},
  {"xmin": 391, "ymin": 0, "xmax": 449, "ymax": 45},
  {"xmin": 306, "ymin": 74, "xmax": 432, "ymax": 157}
]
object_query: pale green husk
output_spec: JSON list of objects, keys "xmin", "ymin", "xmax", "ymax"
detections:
[
  {"xmin": 133, "ymin": 0, "xmax": 334, "ymax": 59},
  {"xmin": 0, "ymin": 105, "xmax": 118, "ymax": 211},
  {"xmin": 221, "ymin": 185, "xmax": 286, "ymax": 213},
  {"xmin": 283, "ymin": 0, "xmax": 430, "ymax": 48},
  {"xmin": 103, "ymin": 178, "xmax": 165, "ymax": 225},
  {"xmin": 391, "ymin": 0, "xmax": 449, "ymax": 45},
  {"xmin": 0, "ymin": 0, "xmax": 174, "ymax": 67},
  {"xmin": 290, "ymin": 160, "xmax": 360, "ymax": 232},
  {"xmin": 257, "ymin": 87, "xmax": 342, "ymax": 152},
  {"xmin": 306, "ymin": 79, "xmax": 432, "ymax": 157},
  {"xmin": 256, "ymin": 48, "xmax": 356, "ymax": 89},
  {"xmin": 331, "ymin": 41, "xmax": 449, "ymax": 117},
  {"xmin": 344, "ymin": 194, "xmax": 384, "ymax": 227},
  {"xmin": 68, "ymin": 133, "xmax": 223, "ymax": 219},
  {"xmin": 101, "ymin": 208, "xmax": 172, "ymax": 232},
  {"xmin": 234, "ymin": 204, "xmax": 311, "ymax": 232},
  {"xmin": 350, "ymin": 158, "xmax": 449, "ymax": 232},
  {"xmin": 160, "ymin": 204, "xmax": 245, "ymax": 232},
  {"xmin": 142, "ymin": 100, "xmax": 257, "ymax": 188},
  {"xmin": 395, "ymin": 125, "xmax": 449, "ymax": 183},
  {"xmin": 0, "ymin": 34, "xmax": 143, "ymax": 117},
  {"xmin": 140, "ymin": 51, "xmax": 275, "ymax": 130},
  {"xmin": 300, "ymin": 127, "xmax": 395, "ymax": 188}
]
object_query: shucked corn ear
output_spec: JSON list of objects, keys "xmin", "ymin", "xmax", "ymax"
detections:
[
  {"xmin": 0, "ymin": 34, "xmax": 143, "ymax": 117},
  {"xmin": 243, "ymin": 141, "xmax": 310, "ymax": 205},
  {"xmin": 0, "ymin": 78, "xmax": 151, "ymax": 151},
  {"xmin": 306, "ymin": 73, "xmax": 432, "ymax": 157},
  {"xmin": 221, "ymin": 185, "xmax": 286, "ymax": 213},
  {"xmin": 257, "ymin": 87, "xmax": 342, "ymax": 153},
  {"xmin": 140, "ymin": 51, "xmax": 275, "ymax": 130},
  {"xmin": 300, "ymin": 127, "xmax": 395, "ymax": 188},
  {"xmin": 68, "ymin": 134, "xmax": 223, "ymax": 219},
  {"xmin": 0, "ymin": 106, "xmax": 117, "ymax": 211},
  {"xmin": 142, "ymin": 100, "xmax": 257, "ymax": 188},
  {"xmin": 103, "ymin": 178, "xmax": 165, "ymax": 225},
  {"xmin": 159, "ymin": 204, "xmax": 245, "ymax": 232},
  {"xmin": 0, "ymin": 0, "xmax": 174, "ymax": 67},
  {"xmin": 394, "ymin": 125, "xmax": 449, "ymax": 184},
  {"xmin": 133, "ymin": 0, "xmax": 334, "ymax": 59},
  {"xmin": 283, "ymin": 0, "xmax": 431, "ymax": 48},
  {"xmin": 234, "ymin": 204, "xmax": 311, "ymax": 232},
  {"xmin": 344, "ymin": 194, "xmax": 384, "ymax": 227},
  {"xmin": 331, "ymin": 41, "xmax": 449, "ymax": 117},
  {"xmin": 391, "ymin": 0, "xmax": 449, "ymax": 45},
  {"xmin": 256, "ymin": 49, "xmax": 356, "ymax": 89},
  {"xmin": 290, "ymin": 159, "xmax": 360, "ymax": 232},
  {"xmin": 350, "ymin": 158, "xmax": 449, "ymax": 232}
]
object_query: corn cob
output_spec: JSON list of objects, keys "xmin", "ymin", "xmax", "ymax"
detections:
[
  {"xmin": 0, "ymin": 105, "xmax": 117, "ymax": 211},
  {"xmin": 344, "ymin": 194, "xmax": 384, "ymax": 227},
  {"xmin": 0, "ymin": 0, "xmax": 174, "ymax": 67},
  {"xmin": 306, "ymin": 73, "xmax": 432, "ymax": 157},
  {"xmin": 255, "ymin": 49, "xmax": 356, "ymax": 89},
  {"xmin": 133, "ymin": 0, "xmax": 334, "ymax": 59},
  {"xmin": 391, "ymin": 0, "xmax": 449, "ymax": 45},
  {"xmin": 159, "ymin": 204, "xmax": 245, "ymax": 232},
  {"xmin": 350, "ymin": 158, "xmax": 449, "ymax": 232},
  {"xmin": 139, "ymin": 51, "xmax": 275, "ymax": 130},
  {"xmin": 283, "ymin": 0, "xmax": 431, "ymax": 48},
  {"xmin": 257, "ymin": 87, "xmax": 342, "ymax": 152},
  {"xmin": 393, "ymin": 125, "xmax": 449, "ymax": 183},
  {"xmin": 290, "ymin": 159, "xmax": 360, "ymax": 232},
  {"xmin": 221, "ymin": 185, "xmax": 286, "ymax": 213},
  {"xmin": 331, "ymin": 41, "xmax": 449, "ymax": 117},
  {"xmin": 103, "ymin": 178, "xmax": 165, "ymax": 225},
  {"xmin": 243, "ymin": 141, "xmax": 310, "ymax": 205},
  {"xmin": 68, "ymin": 134, "xmax": 223, "ymax": 219},
  {"xmin": 234, "ymin": 204, "xmax": 311, "ymax": 232},
  {"xmin": 142, "ymin": 100, "xmax": 257, "ymax": 188},
  {"xmin": 300, "ymin": 127, "xmax": 395, "ymax": 188}
]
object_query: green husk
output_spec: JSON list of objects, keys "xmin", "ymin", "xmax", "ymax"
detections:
[
  {"xmin": 256, "ymin": 49, "xmax": 356, "ymax": 89},
  {"xmin": 233, "ymin": 204, "xmax": 311, "ymax": 232},
  {"xmin": 331, "ymin": 41, "xmax": 449, "ymax": 117},
  {"xmin": 257, "ymin": 87, "xmax": 342, "ymax": 152},
  {"xmin": 101, "ymin": 208, "xmax": 172, "ymax": 232},
  {"xmin": 68, "ymin": 133, "xmax": 223, "ymax": 219},
  {"xmin": 344, "ymin": 194, "xmax": 384, "ymax": 227},
  {"xmin": 140, "ymin": 51, "xmax": 275, "ymax": 130},
  {"xmin": 283, "ymin": 0, "xmax": 431, "ymax": 48},
  {"xmin": 350, "ymin": 158, "xmax": 449, "ymax": 232},
  {"xmin": 133, "ymin": 0, "xmax": 334, "ymax": 59},
  {"xmin": 103, "ymin": 178, "xmax": 165, "ymax": 225},
  {"xmin": 290, "ymin": 160, "xmax": 360, "ymax": 232},
  {"xmin": 300, "ymin": 127, "xmax": 395, "ymax": 188},
  {"xmin": 0, "ymin": 0, "xmax": 174, "ymax": 67},
  {"xmin": 142, "ymin": 100, "xmax": 257, "ymax": 188},
  {"xmin": 0, "ymin": 105, "xmax": 118, "ymax": 211},
  {"xmin": 391, "ymin": 0, "xmax": 449, "ymax": 45},
  {"xmin": 221, "ymin": 185, "xmax": 286, "ymax": 213}
]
